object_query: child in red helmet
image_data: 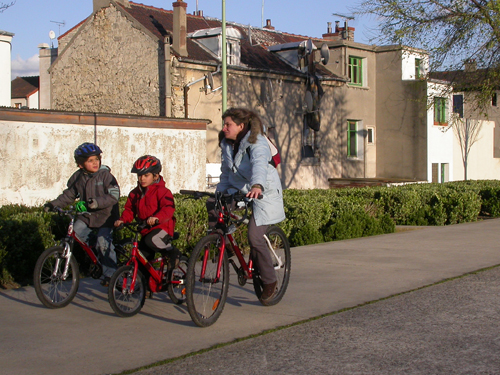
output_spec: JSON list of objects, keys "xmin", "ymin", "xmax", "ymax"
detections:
[
  {"xmin": 44, "ymin": 142, "xmax": 120, "ymax": 286},
  {"xmin": 115, "ymin": 155, "xmax": 179, "ymax": 269}
]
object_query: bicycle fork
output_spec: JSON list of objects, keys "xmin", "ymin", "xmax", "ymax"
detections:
[
  {"xmin": 263, "ymin": 234, "xmax": 283, "ymax": 270},
  {"xmin": 55, "ymin": 242, "xmax": 73, "ymax": 281}
]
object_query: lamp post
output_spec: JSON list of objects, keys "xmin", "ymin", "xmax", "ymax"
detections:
[{"xmin": 222, "ymin": 0, "xmax": 227, "ymax": 112}]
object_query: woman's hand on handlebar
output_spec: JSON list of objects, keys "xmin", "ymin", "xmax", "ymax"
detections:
[
  {"xmin": 114, "ymin": 220, "xmax": 124, "ymax": 228},
  {"xmin": 246, "ymin": 187, "xmax": 262, "ymax": 199}
]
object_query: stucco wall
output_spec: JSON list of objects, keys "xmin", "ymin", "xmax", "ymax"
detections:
[
  {"xmin": 376, "ymin": 49, "xmax": 428, "ymax": 180},
  {"xmin": 453, "ymin": 120, "xmax": 500, "ymax": 180},
  {"xmin": 51, "ymin": 4, "xmax": 163, "ymax": 116},
  {"xmin": 0, "ymin": 109, "xmax": 207, "ymax": 206}
]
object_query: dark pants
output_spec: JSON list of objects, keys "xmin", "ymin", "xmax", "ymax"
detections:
[{"xmin": 207, "ymin": 197, "xmax": 277, "ymax": 285}]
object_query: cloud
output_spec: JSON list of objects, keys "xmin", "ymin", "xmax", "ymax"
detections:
[{"xmin": 11, "ymin": 54, "xmax": 39, "ymax": 78}]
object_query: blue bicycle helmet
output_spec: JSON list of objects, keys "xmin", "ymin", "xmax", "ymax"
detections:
[{"xmin": 74, "ymin": 143, "xmax": 102, "ymax": 163}]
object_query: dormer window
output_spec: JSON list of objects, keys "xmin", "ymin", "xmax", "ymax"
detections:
[{"xmin": 189, "ymin": 27, "xmax": 241, "ymax": 65}]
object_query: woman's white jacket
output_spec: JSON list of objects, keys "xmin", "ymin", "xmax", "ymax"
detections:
[{"xmin": 217, "ymin": 131, "xmax": 286, "ymax": 226}]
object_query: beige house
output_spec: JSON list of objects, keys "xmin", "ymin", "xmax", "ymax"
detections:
[{"xmin": 38, "ymin": 0, "xmax": 458, "ymax": 188}]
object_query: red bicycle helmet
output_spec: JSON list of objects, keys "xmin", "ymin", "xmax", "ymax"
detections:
[{"xmin": 131, "ymin": 155, "xmax": 162, "ymax": 175}]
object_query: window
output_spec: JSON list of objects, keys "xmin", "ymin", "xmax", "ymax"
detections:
[
  {"xmin": 453, "ymin": 94, "xmax": 463, "ymax": 118},
  {"xmin": 347, "ymin": 120, "xmax": 358, "ymax": 157},
  {"xmin": 415, "ymin": 58, "xmax": 423, "ymax": 79},
  {"xmin": 226, "ymin": 39, "xmax": 240, "ymax": 65},
  {"xmin": 302, "ymin": 122, "xmax": 317, "ymax": 159},
  {"xmin": 441, "ymin": 163, "xmax": 449, "ymax": 183},
  {"xmin": 349, "ymin": 56, "xmax": 363, "ymax": 86},
  {"xmin": 434, "ymin": 97, "xmax": 447, "ymax": 125},
  {"xmin": 492, "ymin": 92, "xmax": 497, "ymax": 107},
  {"xmin": 367, "ymin": 127, "xmax": 375, "ymax": 144}
]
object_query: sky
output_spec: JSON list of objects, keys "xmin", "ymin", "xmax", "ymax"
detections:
[{"xmin": 1, "ymin": 0, "xmax": 379, "ymax": 78}]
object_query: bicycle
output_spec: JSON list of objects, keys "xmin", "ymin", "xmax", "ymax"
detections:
[
  {"xmin": 33, "ymin": 206, "xmax": 130, "ymax": 309},
  {"xmin": 108, "ymin": 222, "xmax": 188, "ymax": 317},
  {"xmin": 180, "ymin": 190, "xmax": 291, "ymax": 327}
]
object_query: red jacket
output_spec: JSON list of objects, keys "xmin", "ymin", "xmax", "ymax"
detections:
[{"xmin": 120, "ymin": 176, "xmax": 175, "ymax": 237}]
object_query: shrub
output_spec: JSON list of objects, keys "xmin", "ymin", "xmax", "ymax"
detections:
[{"xmin": 1, "ymin": 180, "xmax": 497, "ymax": 286}]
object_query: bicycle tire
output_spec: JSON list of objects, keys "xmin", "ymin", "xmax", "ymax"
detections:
[
  {"xmin": 186, "ymin": 234, "xmax": 229, "ymax": 327},
  {"xmin": 108, "ymin": 264, "xmax": 146, "ymax": 317},
  {"xmin": 33, "ymin": 246, "xmax": 80, "ymax": 309},
  {"xmin": 167, "ymin": 255, "xmax": 188, "ymax": 305},
  {"xmin": 253, "ymin": 226, "xmax": 291, "ymax": 306}
]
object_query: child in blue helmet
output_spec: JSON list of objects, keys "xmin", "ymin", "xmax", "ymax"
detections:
[{"xmin": 44, "ymin": 142, "xmax": 120, "ymax": 286}]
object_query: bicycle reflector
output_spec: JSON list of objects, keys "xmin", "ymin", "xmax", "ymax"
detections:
[{"xmin": 75, "ymin": 201, "xmax": 87, "ymax": 212}]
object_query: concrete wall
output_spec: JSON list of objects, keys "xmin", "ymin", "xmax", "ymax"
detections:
[{"xmin": 0, "ymin": 109, "xmax": 207, "ymax": 206}]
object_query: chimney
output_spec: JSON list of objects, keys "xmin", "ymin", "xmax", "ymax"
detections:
[
  {"xmin": 38, "ymin": 43, "xmax": 58, "ymax": 110},
  {"xmin": 464, "ymin": 59, "xmax": 477, "ymax": 72},
  {"xmin": 173, "ymin": 0, "xmax": 188, "ymax": 57},
  {"xmin": 322, "ymin": 21, "xmax": 340, "ymax": 41},
  {"xmin": 264, "ymin": 19, "xmax": 275, "ymax": 30}
]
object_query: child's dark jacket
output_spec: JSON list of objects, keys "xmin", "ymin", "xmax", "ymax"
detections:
[
  {"xmin": 119, "ymin": 176, "xmax": 175, "ymax": 237},
  {"xmin": 50, "ymin": 166, "xmax": 120, "ymax": 228}
]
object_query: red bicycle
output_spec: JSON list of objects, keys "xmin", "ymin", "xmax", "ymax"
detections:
[
  {"xmin": 33, "ymin": 207, "xmax": 130, "ymax": 308},
  {"xmin": 107, "ymin": 222, "xmax": 188, "ymax": 317},
  {"xmin": 180, "ymin": 190, "xmax": 291, "ymax": 327}
]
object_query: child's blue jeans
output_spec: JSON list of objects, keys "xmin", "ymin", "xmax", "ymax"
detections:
[{"xmin": 73, "ymin": 220, "xmax": 117, "ymax": 278}]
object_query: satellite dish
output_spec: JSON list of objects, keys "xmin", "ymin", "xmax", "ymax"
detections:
[
  {"xmin": 306, "ymin": 39, "xmax": 314, "ymax": 55},
  {"xmin": 49, "ymin": 30, "xmax": 56, "ymax": 40},
  {"xmin": 305, "ymin": 91, "xmax": 313, "ymax": 112},
  {"xmin": 320, "ymin": 43, "xmax": 330, "ymax": 65}
]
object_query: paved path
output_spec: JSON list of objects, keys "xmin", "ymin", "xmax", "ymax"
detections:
[{"xmin": 1, "ymin": 219, "xmax": 500, "ymax": 375}]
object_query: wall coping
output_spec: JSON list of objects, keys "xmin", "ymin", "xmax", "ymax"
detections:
[{"xmin": 0, "ymin": 107, "xmax": 210, "ymax": 130}]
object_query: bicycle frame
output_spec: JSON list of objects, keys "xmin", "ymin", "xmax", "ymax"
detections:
[
  {"xmin": 123, "ymin": 233, "xmax": 183, "ymax": 294},
  {"xmin": 57, "ymin": 213, "xmax": 100, "ymax": 280}
]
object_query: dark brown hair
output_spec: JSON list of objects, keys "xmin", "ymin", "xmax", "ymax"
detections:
[{"xmin": 221, "ymin": 108, "xmax": 264, "ymax": 146}]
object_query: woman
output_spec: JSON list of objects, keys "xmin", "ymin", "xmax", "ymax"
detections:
[{"xmin": 214, "ymin": 107, "xmax": 286, "ymax": 302}]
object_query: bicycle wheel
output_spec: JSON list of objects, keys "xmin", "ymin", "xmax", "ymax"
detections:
[
  {"xmin": 108, "ymin": 264, "xmax": 146, "ymax": 317},
  {"xmin": 33, "ymin": 246, "xmax": 80, "ymax": 309},
  {"xmin": 167, "ymin": 255, "xmax": 188, "ymax": 305},
  {"xmin": 186, "ymin": 234, "xmax": 229, "ymax": 327},
  {"xmin": 253, "ymin": 226, "xmax": 291, "ymax": 306}
]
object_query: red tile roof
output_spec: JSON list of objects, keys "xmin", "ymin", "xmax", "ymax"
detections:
[
  {"xmin": 121, "ymin": 2, "xmax": 341, "ymax": 78},
  {"xmin": 59, "ymin": 1, "xmax": 342, "ymax": 80},
  {"xmin": 11, "ymin": 76, "xmax": 39, "ymax": 99}
]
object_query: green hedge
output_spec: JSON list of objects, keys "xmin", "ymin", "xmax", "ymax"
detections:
[{"xmin": 1, "ymin": 180, "xmax": 499, "ymax": 286}]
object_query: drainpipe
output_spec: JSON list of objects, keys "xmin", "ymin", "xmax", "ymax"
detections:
[{"xmin": 164, "ymin": 36, "xmax": 172, "ymax": 117}]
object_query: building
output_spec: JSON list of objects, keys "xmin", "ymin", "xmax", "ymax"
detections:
[
  {"xmin": 0, "ymin": 30, "xmax": 14, "ymax": 107},
  {"xmin": 37, "ymin": 0, "xmax": 467, "ymax": 188},
  {"xmin": 11, "ymin": 76, "xmax": 39, "ymax": 109}
]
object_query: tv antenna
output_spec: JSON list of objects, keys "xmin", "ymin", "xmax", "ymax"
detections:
[
  {"xmin": 50, "ymin": 20, "xmax": 66, "ymax": 35},
  {"xmin": 331, "ymin": 13, "xmax": 354, "ymax": 40}
]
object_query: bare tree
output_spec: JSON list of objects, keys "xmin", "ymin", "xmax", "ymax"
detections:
[
  {"xmin": 0, "ymin": 1, "xmax": 15, "ymax": 13},
  {"xmin": 450, "ymin": 114, "xmax": 482, "ymax": 180},
  {"xmin": 355, "ymin": 0, "xmax": 500, "ymax": 112}
]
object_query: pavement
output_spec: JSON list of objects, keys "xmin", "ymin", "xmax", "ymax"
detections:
[{"xmin": 1, "ymin": 219, "xmax": 500, "ymax": 375}]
